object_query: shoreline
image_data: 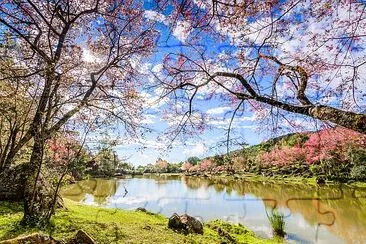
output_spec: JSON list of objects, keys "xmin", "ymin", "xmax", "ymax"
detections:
[{"xmin": 116, "ymin": 172, "xmax": 366, "ymax": 187}]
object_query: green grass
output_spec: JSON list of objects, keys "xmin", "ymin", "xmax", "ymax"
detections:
[
  {"xmin": 349, "ymin": 181, "xmax": 366, "ymax": 188},
  {"xmin": 212, "ymin": 173, "xmax": 319, "ymax": 185},
  {"xmin": 267, "ymin": 211, "xmax": 286, "ymax": 238},
  {"xmin": 0, "ymin": 199, "xmax": 278, "ymax": 243}
]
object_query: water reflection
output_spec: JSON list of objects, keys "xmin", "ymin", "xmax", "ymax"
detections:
[{"xmin": 61, "ymin": 175, "xmax": 366, "ymax": 243}]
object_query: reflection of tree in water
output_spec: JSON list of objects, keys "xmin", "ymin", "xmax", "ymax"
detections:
[
  {"xmin": 61, "ymin": 179, "xmax": 117, "ymax": 205},
  {"xmin": 144, "ymin": 174, "xmax": 181, "ymax": 185},
  {"xmin": 60, "ymin": 183, "xmax": 85, "ymax": 202},
  {"xmin": 182, "ymin": 176, "xmax": 211, "ymax": 190},
  {"xmin": 185, "ymin": 177, "xmax": 366, "ymax": 243},
  {"xmin": 92, "ymin": 179, "xmax": 117, "ymax": 204}
]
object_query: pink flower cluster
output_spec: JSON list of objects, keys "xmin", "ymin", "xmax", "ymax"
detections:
[
  {"xmin": 303, "ymin": 127, "xmax": 365, "ymax": 163},
  {"xmin": 182, "ymin": 158, "xmax": 231, "ymax": 173},
  {"xmin": 259, "ymin": 145, "xmax": 306, "ymax": 166},
  {"xmin": 48, "ymin": 138, "xmax": 75, "ymax": 166},
  {"xmin": 155, "ymin": 159, "xmax": 168, "ymax": 170},
  {"xmin": 259, "ymin": 128, "xmax": 366, "ymax": 165},
  {"xmin": 199, "ymin": 159, "xmax": 214, "ymax": 171},
  {"xmin": 181, "ymin": 162, "xmax": 192, "ymax": 171}
]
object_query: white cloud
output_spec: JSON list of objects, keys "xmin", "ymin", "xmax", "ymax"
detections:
[
  {"xmin": 140, "ymin": 91, "xmax": 168, "ymax": 110},
  {"xmin": 173, "ymin": 20, "xmax": 191, "ymax": 43},
  {"xmin": 144, "ymin": 10, "xmax": 167, "ymax": 24},
  {"xmin": 206, "ymin": 106, "xmax": 232, "ymax": 115},
  {"xmin": 207, "ymin": 115, "xmax": 255, "ymax": 129},
  {"xmin": 141, "ymin": 114, "xmax": 157, "ymax": 125},
  {"xmin": 152, "ymin": 63, "xmax": 164, "ymax": 73},
  {"xmin": 82, "ymin": 48, "xmax": 100, "ymax": 63},
  {"xmin": 184, "ymin": 143, "xmax": 206, "ymax": 157}
]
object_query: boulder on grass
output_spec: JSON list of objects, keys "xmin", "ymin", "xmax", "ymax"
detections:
[
  {"xmin": 68, "ymin": 230, "xmax": 95, "ymax": 244},
  {"xmin": 0, "ymin": 233, "xmax": 60, "ymax": 244},
  {"xmin": 135, "ymin": 207, "xmax": 155, "ymax": 215},
  {"xmin": 168, "ymin": 213, "xmax": 203, "ymax": 235}
]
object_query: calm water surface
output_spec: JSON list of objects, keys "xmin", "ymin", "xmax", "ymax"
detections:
[{"xmin": 61, "ymin": 175, "xmax": 366, "ymax": 243}]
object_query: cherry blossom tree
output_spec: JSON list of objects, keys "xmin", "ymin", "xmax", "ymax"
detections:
[
  {"xmin": 181, "ymin": 161, "xmax": 192, "ymax": 171},
  {"xmin": 0, "ymin": 38, "xmax": 36, "ymax": 169},
  {"xmin": 0, "ymin": 0, "xmax": 156, "ymax": 225},
  {"xmin": 155, "ymin": 158, "xmax": 168, "ymax": 172},
  {"xmin": 154, "ymin": 0, "xmax": 366, "ymax": 136},
  {"xmin": 199, "ymin": 158, "xmax": 214, "ymax": 172}
]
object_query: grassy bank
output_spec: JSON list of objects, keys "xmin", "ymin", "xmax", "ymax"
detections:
[
  {"xmin": 0, "ymin": 200, "xmax": 278, "ymax": 243},
  {"xmin": 199, "ymin": 172, "xmax": 366, "ymax": 187}
]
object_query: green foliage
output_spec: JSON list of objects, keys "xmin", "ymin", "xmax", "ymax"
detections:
[
  {"xmin": 267, "ymin": 211, "xmax": 286, "ymax": 238},
  {"xmin": 68, "ymin": 150, "xmax": 90, "ymax": 180},
  {"xmin": 118, "ymin": 162, "xmax": 133, "ymax": 171},
  {"xmin": 280, "ymin": 133, "xmax": 309, "ymax": 147},
  {"xmin": 213, "ymin": 155, "xmax": 232, "ymax": 166},
  {"xmin": 187, "ymin": 156, "xmax": 200, "ymax": 165},
  {"xmin": 91, "ymin": 148, "xmax": 119, "ymax": 177},
  {"xmin": 136, "ymin": 162, "xmax": 182, "ymax": 174},
  {"xmin": 349, "ymin": 148, "xmax": 366, "ymax": 181},
  {"xmin": 166, "ymin": 163, "xmax": 182, "ymax": 173}
]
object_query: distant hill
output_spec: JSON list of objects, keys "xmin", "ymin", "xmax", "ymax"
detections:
[{"xmin": 186, "ymin": 128, "xmax": 366, "ymax": 183}]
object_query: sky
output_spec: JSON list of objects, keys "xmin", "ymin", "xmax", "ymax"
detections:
[
  {"xmin": 109, "ymin": 3, "xmax": 264, "ymax": 166},
  {"xmin": 84, "ymin": 0, "xmax": 366, "ymax": 166}
]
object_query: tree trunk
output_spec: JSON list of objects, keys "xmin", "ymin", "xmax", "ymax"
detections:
[
  {"xmin": 255, "ymin": 96, "xmax": 366, "ymax": 134},
  {"xmin": 211, "ymin": 72, "xmax": 366, "ymax": 134},
  {"xmin": 307, "ymin": 105, "xmax": 366, "ymax": 134},
  {"xmin": 21, "ymin": 134, "xmax": 54, "ymax": 226}
]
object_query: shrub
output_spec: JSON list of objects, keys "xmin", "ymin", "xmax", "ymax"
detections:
[
  {"xmin": 199, "ymin": 159, "xmax": 214, "ymax": 172},
  {"xmin": 258, "ymin": 128, "xmax": 366, "ymax": 167},
  {"xmin": 181, "ymin": 162, "xmax": 192, "ymax": 171},
  {"xmin": 257, "ymin": 145, "xmax": 306, "ymax": 166},
  {"xmin": 303, "ymin": 127, "xmax": 366, "ymax": 164},
  {"xmin": 267, "ymin": 210, "xmax": 286, "ymax": 238},
  {"xmin": 349, "ymin": 148, "xmax": 366, "ymax": 181}
]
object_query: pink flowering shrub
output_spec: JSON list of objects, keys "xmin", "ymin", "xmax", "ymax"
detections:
[
  {"xmin": 258, "ymin": 127, "xmax": 366, "ymax": 165},
  {"xmin": 199, "ymin": 159, "xmax": 214, "ymax": 171},
  {"xmin": 188, "ymin": 164, "xmax": 200, "ymax": 172},
  {"xmin": 211, "ymin": 165, "xmax": 231, "ymax": 174},
  {"xmin": 303, "ymin": 127, "xmax": 366, "ymax": 163},
  {"xmin": 181, "ymin": 162, "xmax": 192, "ymax": 171},
  {"xmin": 48, "ymin": 137, "xmax": 76, "ymax": 166},
  {"xmin": 155, "ymin": 159, "xmax": 168, "ymax": 171},
  {"xmin": 259, "ymin": 145, "xmax": 307, "ymax": 166}
]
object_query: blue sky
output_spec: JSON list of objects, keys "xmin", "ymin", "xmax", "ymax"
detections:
[
  {"xmin": 111, "ymin": 6, "xmax": 263, "ymax": 166},
  {"xmin": 102, "ymin": 0, "xmax": 366, "ymax": 166}
]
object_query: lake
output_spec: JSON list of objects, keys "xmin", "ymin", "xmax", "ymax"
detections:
[{"xmin": 61, "ymin": 175, "xmax": 366, "ymax": 243}]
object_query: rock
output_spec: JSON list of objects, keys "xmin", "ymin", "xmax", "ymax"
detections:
[
  {"xmin": 135, "ymin": 207, "xmax": 155, "ymax": 215},
  {"xmin": 0, "ymin": 233, "xmax": 61, "ymax": 244},
  {"xmin": 68, "ymin": 230, "xmax": 95, "ymax": 244},
  {"xmin": 0, "ymin": 230, "xmax": 95, "ymax": 244},
  {"xmin": 209, "ymin": 226, "xmax": 236, "ymax": 243},
  {"xmin": 316, "ymin": 176, "xmax": 325, "ymax": 185},
  {"xmin": 136, "ymin": 207, "xmax": 147, "ymax": 212},
  {"xmin": 168, "ymin": 213, "xmax": 203, "ymax": 235}
]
